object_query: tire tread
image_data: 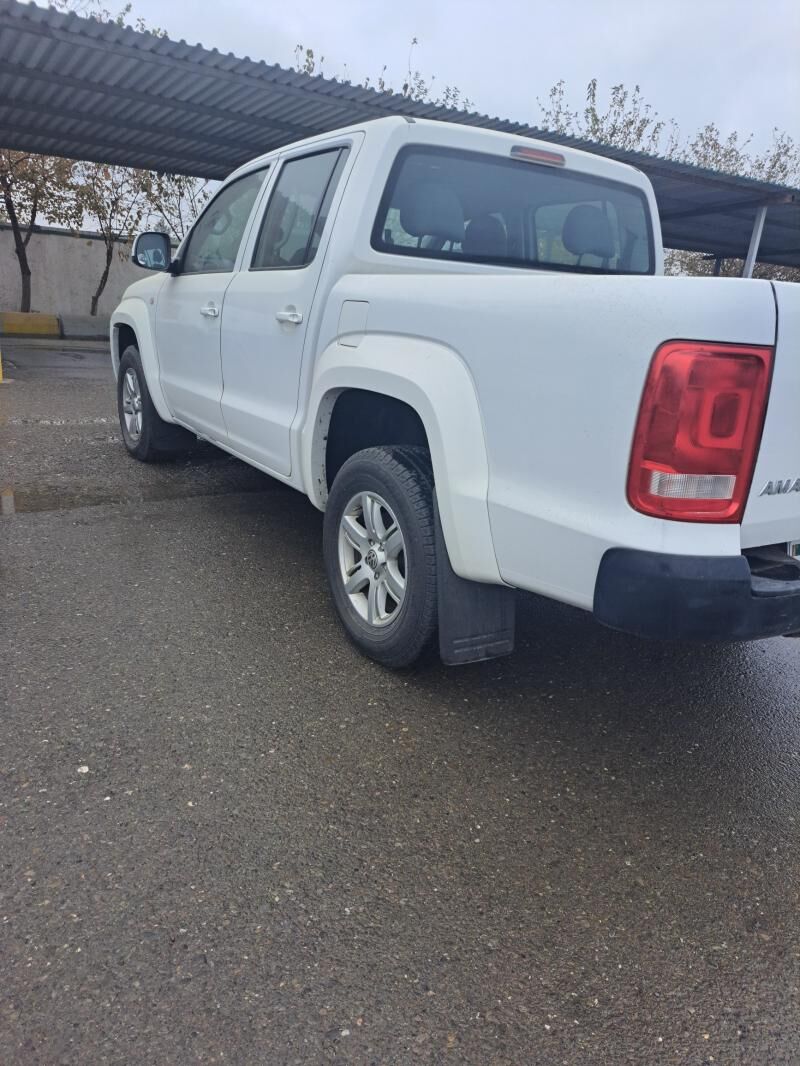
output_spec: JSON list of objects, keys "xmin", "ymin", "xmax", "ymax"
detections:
[
  {"xmin": 118, "ymin": 344, "xmax": 191, "ymax": 461},
  {"xmin": 323, "ymin": 445, "xmax": 438, "ymax": 668}
]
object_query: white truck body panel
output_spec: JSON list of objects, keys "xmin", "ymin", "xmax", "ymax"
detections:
[{"xmin": 311, "ymin": 272, "xmax": 775, "ymax": 607}]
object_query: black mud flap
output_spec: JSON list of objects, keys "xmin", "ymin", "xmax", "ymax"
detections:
[{"xmin": 434, "ymin": 496, "xmax": 515, "ymax": 665}]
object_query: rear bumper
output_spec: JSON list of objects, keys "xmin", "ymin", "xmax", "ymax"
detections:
[{"xmin": 593, "ymin": 547, "xmax": 800, "ymax": 641}]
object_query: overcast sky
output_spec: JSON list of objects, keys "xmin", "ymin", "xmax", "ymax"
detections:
[{"xmin": 125, "ymin": 0, "xmax": 798, "ymax": 152}]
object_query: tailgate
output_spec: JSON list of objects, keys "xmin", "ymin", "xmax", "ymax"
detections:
[{"xmin": 742, "ymin": 282, "xmax": 800, "ymax": 548}]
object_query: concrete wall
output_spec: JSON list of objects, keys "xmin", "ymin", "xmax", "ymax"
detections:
[{"xmin": 0, "ymin": 224, "xmax": 141, "ymax": 316}]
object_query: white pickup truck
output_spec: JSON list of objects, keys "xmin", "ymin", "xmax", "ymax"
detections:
[{"xmin": 112, "ymin": 116, "xmax": 800, "ymax": 667}]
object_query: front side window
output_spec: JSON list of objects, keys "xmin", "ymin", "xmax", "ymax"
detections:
[
  {"xmin": 372, "ymin": 146, "xmax": 654, "ymax": 275},
  {"xmin": 251, "ymin": 148, "xmax": 348, "ymax": 270},
  {"xmin": 182, "ymin": 169, "xmax": 267, "ymax": 274}
]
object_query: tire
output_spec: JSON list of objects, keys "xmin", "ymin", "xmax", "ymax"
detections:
[
  {"xmin": 117, "ymin": 344, "xmax": 191, "ymax": 461},
  {"xmin": 323, "ymin": 445, "xmax": 438, "ymax": 668}
]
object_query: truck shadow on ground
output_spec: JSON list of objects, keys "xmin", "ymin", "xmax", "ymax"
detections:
[
  {"xmin": 240, "ymin": 484, "xmax": 800, "ymax": 805},
  {"xmin": 402, "ymin": 592, "xmax": 800, "ymax": 827},
  {"xmin": 275, "ymin": 492, "xmax": 800, "ymax": 828},
  {"xmin": 244, "ymin": 481, "xmax": 797, "ymax": 715}
]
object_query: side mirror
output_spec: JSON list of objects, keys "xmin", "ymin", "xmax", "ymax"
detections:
[{"xmin": 132, "ymin": 231, "xmax": 172, "ymax": 271}]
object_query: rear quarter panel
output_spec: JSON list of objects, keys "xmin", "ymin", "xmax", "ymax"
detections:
[
  {"xmin": 478, "ymin": 275, "xmax": 776, "ymax": 606},
  {"xmin": 323, "ymin": 273, "xmax": 776, "ymax": 608}
]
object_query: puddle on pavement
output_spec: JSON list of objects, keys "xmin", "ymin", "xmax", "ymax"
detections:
[
  {"xmin": 0, "ymin": 482, "xmax": 274, "ymax": 516},
  {"xmin": 1, "ymin": 486, "xmax": 122, "ymax": 514}
]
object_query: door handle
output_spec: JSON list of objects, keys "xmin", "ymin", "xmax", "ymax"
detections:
[
  {"xmin": 200, "ymin": 303, "xmax": 219, "ymax": 318},
  {"xmin": 275, "ymin": 308, "xmax": 303, "ymax": 325}
]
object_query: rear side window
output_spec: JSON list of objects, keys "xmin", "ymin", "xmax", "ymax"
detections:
[
  {"xmin": 372, "ymin": 145, "xmax": 654, "ymax": 275},
  {"xmin": 251, "ymin": 148, "xmax": 348, "ymax": 270},
  {"xmin": 182, "ymin": 169, "xmax": 267, "ymax": 274}
]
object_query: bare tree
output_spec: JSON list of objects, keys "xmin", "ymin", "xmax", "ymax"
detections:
[
  {"xmin": 294, "ymin": 37, "xmax": 473, "ymax": 110},
  {"xmin": 142, "ymin": 172, "xmax": 212, "ymax": 243},
  {"xmin": 51, "ymin": 0, "xmax": 166, "ymax": 35},
  {"xmin": 0, "ymin": 151, "xmax": 81, "ymax": 311},
  {"xmin": 538, "ymin": 79, "xmax": 680, "ymax": 156},
  {"xmin": 77, "ymin": 163, "xmax": 149, "ymax": 315}
]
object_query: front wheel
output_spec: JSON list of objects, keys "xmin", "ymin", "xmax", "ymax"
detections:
[
  {"xmin": 117, "ymin": 344, "xmax": 191, "ymax": 461},
  {"xmin": 323, "ymin": 446, "xmax": 438, "ymax": 668}
]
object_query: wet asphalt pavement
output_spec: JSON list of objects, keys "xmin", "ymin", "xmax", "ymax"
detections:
[{"xmin": 1, "ymin": 343, "xmax": 799, "ymax": 1066}]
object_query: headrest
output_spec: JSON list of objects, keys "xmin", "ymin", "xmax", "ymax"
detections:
[
  {"xmin": 463, "ymin": 214, "xmax": 507, "ymax": 258},
  {"xmin": 400, "ymin": 181, "xmax": 464, "ymax": 243},
  {"xmin": 562, "ymin": 204, "xmax": 615, "ymax": 260}
]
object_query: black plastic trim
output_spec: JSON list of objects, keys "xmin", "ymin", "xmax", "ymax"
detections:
[
  {"xmin": 594, "ymin": 547, "xmax": 800, "ymax": 641},
  {"xmin": 433, "ymin": 496, "xmax": 515, "ymax": 664}
]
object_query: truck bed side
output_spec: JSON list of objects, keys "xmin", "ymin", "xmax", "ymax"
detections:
[{"xmin": 315, "ymin": 272, "xmax": 777, "ymax": 608}]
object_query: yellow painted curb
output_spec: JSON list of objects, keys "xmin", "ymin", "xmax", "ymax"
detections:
[{"xmin": 0, "ymin": 311, "xmax": 61, "ymax": 337}]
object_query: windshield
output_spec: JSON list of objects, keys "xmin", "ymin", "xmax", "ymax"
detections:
[{"xmin": 372, "ymin": 145, "xmax": 654, "ymax": 275}]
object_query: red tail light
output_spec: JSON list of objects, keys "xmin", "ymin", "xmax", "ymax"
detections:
[{"xmin": 627, "ymin": 340, "xmax": 773, "ymax": 523}]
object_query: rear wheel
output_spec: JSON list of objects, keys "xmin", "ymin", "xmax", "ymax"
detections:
[
  {"xmin": 117, "ymin": 344, "xmax": 191, "ymax": 461},
  {"xmin": 323, "ymin": 446, "xmax": 438, "ymax": 668}
]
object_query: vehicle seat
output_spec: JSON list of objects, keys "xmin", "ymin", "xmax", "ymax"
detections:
[
  {"xmin": 562, "ymin": 204, "xmax": 615, "ymax": 261},
  {"xmin": 400, "ymin": 181, "xmax": 464, "ymax": 245},
  {"xmin": 463, "ymin": 214, "xmax": 507, "ymax": 258}
]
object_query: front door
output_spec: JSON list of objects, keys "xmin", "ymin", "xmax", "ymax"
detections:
[
  {"xmin": 220, "ymin": 146, "xmax": 351, "ymax": 475},
  {"xmin": 155, "ymin": 168, "xmax": 267, "ymax": 440}
]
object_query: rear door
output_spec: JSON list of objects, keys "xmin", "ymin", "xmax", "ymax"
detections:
[
  {"xmin": 741, "ymin": 282, "xmax": 800, "ymax": 548},
  {"xmin": 155, "ymin": 168, "xmax": 267, "ymax": 439},
  {"xmin": 220, "ymin": 142, "xmax": 354, "ymax": 475}
]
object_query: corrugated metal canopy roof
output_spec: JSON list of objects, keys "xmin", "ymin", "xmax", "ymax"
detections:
[{"xmin": 1, "ymin": 0, "xmax": 798, "ymax": 268}]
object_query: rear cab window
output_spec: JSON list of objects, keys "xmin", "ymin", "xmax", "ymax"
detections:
[{"xmin": 372, "ymin": 145, "xmax": 654, "ymax": 275}]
